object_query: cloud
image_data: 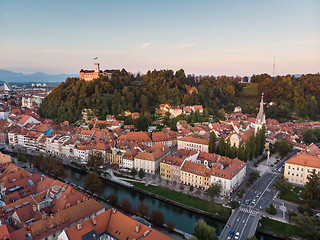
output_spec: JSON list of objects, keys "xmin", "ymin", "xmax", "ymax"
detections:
[{"xmin": 141, "ymin": 42, "xmax": 151, "ymax": 49}]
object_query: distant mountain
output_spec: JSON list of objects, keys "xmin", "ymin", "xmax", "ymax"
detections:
[{"xmin": 0, "ymin": 70, "xmax": 77, "ymax": 83}]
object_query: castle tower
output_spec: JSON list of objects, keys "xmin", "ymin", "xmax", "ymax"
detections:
[
  {"xmin": 255, "ymin": 93, "xmax": 266, "ymax": 133},
  {"xmin": 94, "ymin": 63, "xmax": 100, "ymax": 73}
]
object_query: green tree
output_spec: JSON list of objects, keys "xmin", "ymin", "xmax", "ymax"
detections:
[
  {"xmin": 303, "ymin": 169, "xmax": 320, "ymax": 200},
  {"xmin": 302, "ymin": 128, "xmax": 319, "ymax": 144},
  {"xmin": 138, "ymin": 168, "xmax": 145, "ymax": 179},
  {"xmin": 130, "ymin": 167, "xmax": 137, "ymax": 177},
  {"xmin": 218, "ymin": 137, "xmax": 226, "ymax": 156},
  {"xmin": 217, "ymin": 108, "xmax": 225, "ymax": 120},
  {"xmin": 290, "ymin": 211, "xmax": 320, "ymax": 239},
  {"xmin": 193, "ymin": 219, "xmax": 216, "ymax": 240},
  {"xmin": 209, "ymin": 131, "xmax": 216, "ymax": 153},
  {"xmin": 205, "ymin": 182, "xmax": 222, "ymax": 203},
  {"xmin": 273, "ymin": 176, "xmax": 292, "ymax": 194},
  {"xmin": 265, "ymin": 204, "xmax": 277, "ymax": 215},
  {"xmin": 273, "ymin": 139, "xmax": 293, "ymax": 159},
  {"xmin": 228, "ymin": 200, "xmax": 240, "ymax": 209},
  {"xmin": 248, "ymin": 171, "xmax": 260, "ymax": 185}
]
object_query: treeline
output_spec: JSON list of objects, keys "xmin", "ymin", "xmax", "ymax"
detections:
[
  {"xmin": 32, "ymin": 155, "xmax": 64, "ymax": 178},
  {"xmin": 210, "ymin": 126, "xmax": 266, "ymax": 162},
  {"xmin": 39, "ymin": 70, "xmax": 320, "ymax": 123},
  {"xmin": 252, "ymin": 73, "xmax": 320, "ymax": 121},
  {"xmin": 39, "ymin": 69, "xmax": 241, "ymax": 123}
]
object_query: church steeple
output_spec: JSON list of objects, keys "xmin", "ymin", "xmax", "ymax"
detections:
[{"xmin": 255, "ymin": 93, "xmax": 266, "ymax": 133}]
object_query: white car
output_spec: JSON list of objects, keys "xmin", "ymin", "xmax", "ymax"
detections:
[{"xmin": 235, "ymin": 232, "xmax": 240, "ymax": 240}]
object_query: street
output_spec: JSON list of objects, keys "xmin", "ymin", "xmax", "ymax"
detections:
[{"xmin": 220, "ymin": 172, "xmax": 278, "ymax": 240}]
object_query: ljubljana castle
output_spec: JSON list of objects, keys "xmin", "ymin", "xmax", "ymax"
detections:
[{"xmin": 79, "ymin": 63, "xmax": 116, "ymax": 81}]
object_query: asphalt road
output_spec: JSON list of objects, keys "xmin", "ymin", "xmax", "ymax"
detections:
[{"xmin": 220, "ymin": 172, "xmax": 278, "ymax": 240}]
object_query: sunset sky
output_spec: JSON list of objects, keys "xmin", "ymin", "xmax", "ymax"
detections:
[{"xmin": 0, "ymin": 0, "xmax": 319, "ymax": 76}]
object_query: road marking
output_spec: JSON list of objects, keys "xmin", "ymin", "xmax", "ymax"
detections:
[{"xmin": 239, "ymin": 214, "xmax": 251, "ymax": 240}]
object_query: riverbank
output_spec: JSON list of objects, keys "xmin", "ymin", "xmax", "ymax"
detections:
[
  {"xmin": 258, "ymin": 217, "xmax": 302, "ymax": 239},
  {"xmin": 132, "ymin": 182, "xmax": 231, "ymax": 221}
]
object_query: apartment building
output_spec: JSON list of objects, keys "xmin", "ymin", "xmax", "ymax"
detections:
[
  {"xmin": 160, "ymin": 155, "xmax": 184, "ymax": 183},
  {"xmin": 284, "ymin": 144, "xmax": 320, "ymax": 185},
  {"xmin": 178, "ymin": 136, "xmax": 209, "ymax": 153},
  {"xmin": 134, "ymin": 143, "xmax": 170, "ymax": 174},
  {"xmin": 180, "ymin": 161, "xmax": 211, "ymax": 190}
]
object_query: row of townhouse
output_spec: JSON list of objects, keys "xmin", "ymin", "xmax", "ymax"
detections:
[
  {"xmin": 120, "ymin": 143, "xmax": 171, "ymax": 174},
  {"xmin": 160, "ymin": 149, "xmax": 247, "ymax": 195}
]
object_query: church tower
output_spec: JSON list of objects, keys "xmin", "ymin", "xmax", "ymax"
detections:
[{"xmin": 255, "ymin": 93, "xmax": 266, "ymax": 133}]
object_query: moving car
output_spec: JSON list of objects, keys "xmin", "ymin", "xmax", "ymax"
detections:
[{"xmin": 235, "ymin": 232, "xmax": 240, "ymax": 239}]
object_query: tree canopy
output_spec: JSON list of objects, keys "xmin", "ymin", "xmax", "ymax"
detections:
[
  {"xmin": 193, "ymin": 219, "xmax": 216, "ymax": 240},
  {"xmin": 39, "ymin": 71, "xmax": 320, "ymax": 124}
]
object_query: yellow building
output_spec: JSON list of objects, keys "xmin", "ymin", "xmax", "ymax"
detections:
[
  {"xmin": 160, "ymin": 156, "xmax": 184, "ymax": 182},
  {"xmin": 284, "ymin": 144, "xmax": 320, "ymax": 185},
  {"xmin": 105, "ymin": 148, "xmax": 123, "ymax": 166},
  {"xmin": 180, "ymin": 161, "xmax": 211, "ymax": 190}
]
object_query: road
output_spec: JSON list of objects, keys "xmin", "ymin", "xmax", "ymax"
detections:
[{"xmin": 220, "ymin": 172, "xmax": 278, "ymax": 240}]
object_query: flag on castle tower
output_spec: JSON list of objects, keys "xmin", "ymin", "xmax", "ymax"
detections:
[{"xmin": 93, "ymin": 57, "xmax": 98, "ymax": 60}]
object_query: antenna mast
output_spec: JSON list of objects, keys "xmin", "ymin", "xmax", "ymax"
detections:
[{"xmin": 273, "ymin": 56, "xmax": 276, "ymax": 78}]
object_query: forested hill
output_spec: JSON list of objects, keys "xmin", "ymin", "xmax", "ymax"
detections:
[{"xmin": 39, "ymin": 70, "xmax": 320, "ymax": 123}]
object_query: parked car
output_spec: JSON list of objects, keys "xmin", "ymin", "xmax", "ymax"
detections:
[{"xmin": 245, "ymin": 199, "xmax": 250, "ymax": 205}]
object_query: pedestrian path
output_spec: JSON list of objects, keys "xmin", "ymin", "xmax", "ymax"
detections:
[{"xmin": 239, "ymin": 207, "xmax": 260, "ymax": 215}]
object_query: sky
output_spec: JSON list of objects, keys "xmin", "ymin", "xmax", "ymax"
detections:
[{"xmin": 0, "ymin": 0, "xmax": 319, "ymax": 76}]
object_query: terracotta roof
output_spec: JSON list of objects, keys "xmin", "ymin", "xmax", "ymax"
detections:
[
  {"xmin": 0, "ymin": 225, "xmax": 11, "ymax": 240},
  {"xmin": 161, "ymin": 156, "xmax": 184, "ymax": 167},
  {"xmin": 181, "ymin": 161, "xmax": 207, "ymax": 176},
  {"xmin": 179, "ymin": 136, "xmax": 208, "ymax": 145},
  {"xmin": 118, "ymin": 131, "xmax": 152, "ymax": 143},
  {"xmin": 286, "ymin": 152, "xmax": 320, "ymax": 169},
  {"xmin": 152, "ymin": 132, "xmax": 172, "ymax": 142},
  {"xmin": 29, "ymin": 199, "xmax": 104, "ymax": 240},
  {"xmin": 64, "ymin": 208, "xmax": 174, "ymax": 240}
]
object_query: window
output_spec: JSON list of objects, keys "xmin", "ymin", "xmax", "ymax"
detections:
[
  {"xmin": 288, "ymin": 172, "xmax": 290, "ymax": 175},
  {"xmin": 288, "ymin": 166, "xmax": 290, "ymax": 169}
]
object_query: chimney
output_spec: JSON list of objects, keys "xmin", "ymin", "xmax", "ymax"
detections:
[
  {"xmin": 77, "ymin": 223, "xmax": 82, "ymax": 231},
  {"xmin": 32, "ymin": 205, "xmax": 37, "ymax": 212},
  {"xmin": 135, "ymin": 224, "xmax": 140, "ymax": 233},
  {"xmin": 64, "ymin": 194, "xmax": 67, "ymax": 199},
  {"xmin": 92, "ymin": 216, "xmax": 96, "ymax": 226},
  {"xmin": 41, "ymin": 176, "xmax": 44, "ymax": 181},
  {"xmin": 72, "ymin": 189, "xmax": 75, "ymax": 195},
  {"xmin": 50, "ymin": 214, "xmax": 54, "ymax": 219},
  {"xmin": 42, "ymin": 214, "xmax": 47, "ymax": 220},
  {"xmin": 112, "ymin": 208, "xmax": 117, "ymax": 214}
]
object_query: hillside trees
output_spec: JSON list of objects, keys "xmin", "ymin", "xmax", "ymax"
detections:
[{"xmin": 39, "ymin": 72, "xmax": 320, "ymax": 123}]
